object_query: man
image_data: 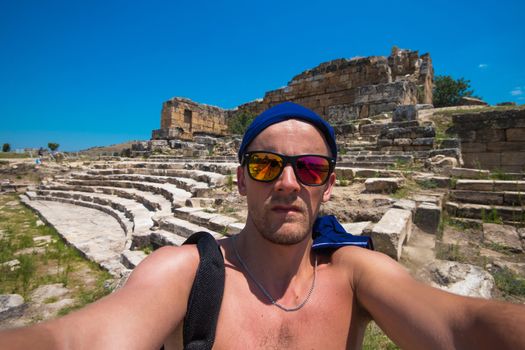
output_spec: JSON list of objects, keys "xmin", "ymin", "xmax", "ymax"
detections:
[{"xmin": 1, "ymin": 102, "xmax": 524, "ymax": 349}]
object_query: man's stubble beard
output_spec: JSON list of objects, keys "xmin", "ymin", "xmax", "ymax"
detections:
[{"xmin": 249, "ymin": 198, "xmax": 317, "ymax": 246}]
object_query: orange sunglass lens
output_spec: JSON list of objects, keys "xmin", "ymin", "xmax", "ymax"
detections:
[{"xmin": 248, "ymin": 153, "xmax": 283, "ymax": 181}]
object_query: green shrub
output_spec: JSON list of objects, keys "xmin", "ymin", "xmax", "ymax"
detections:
[
  {"xmin": 482, "ymin": 208, "xmax": 503, "ymax": 224},
  {"xmin": 228, "ymin": 110, "xmax": 256, "ymax": 134},
  {"xmin": 436, "ymin": 243, "xmax": 465, "ymax": 262},
  {"xmin": 226, "ymin": 174, "xmax": 234, "ymax": 191},
  {"xmin": 490, "ymin": 169, "xmax": 514, "ymax": 181},
  {"xmin": 363, "ymin": 322, "xmax": 399, "ymax": 350},
  {"xmin": 491, "ymin": 266, "xmax": 525, "ymax": 297},
  {"xmin": 433, "ymin": 75, "xmax": 480, "ymax": 107}
]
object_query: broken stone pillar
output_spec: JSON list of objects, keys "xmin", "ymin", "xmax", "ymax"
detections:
[
  {"xmin": 364, "ymin": 177, "xmax": 404, "ymax": 193},
  {"xmin": 371, "ymin": 208, "xmax": 412, "ymax": 260},
  {"xmin": 414, "ymin": 202, "xmax": 442, "ymax": 234}
]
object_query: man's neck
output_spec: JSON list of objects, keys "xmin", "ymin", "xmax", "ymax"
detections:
[{"xmin": 233, "ymin": 223, "xmax": 315, "ymax": 299}]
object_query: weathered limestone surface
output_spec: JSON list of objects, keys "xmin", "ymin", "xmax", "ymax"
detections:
[
  {"xmin": 121, "ymin": 250, "xmax": 148, "ymax": 269},
  {"xmin": 447, "ymin": 167, "xmax": 490, "ymax": 178},
  {"xmin": 0, "ymin": 294, "xmax": 26, "ymax": 321},
  {"xmin": 342, "ymin": 221, "xmax": 373, "ymax": 236},
  {"xmin": 29, "ymin": 284, "xmax": 76, "ymax": 320},
  {"xmin": 153, "ymin": 97, "xmax": 228, "ymax": 141},
  {"xmin": 371, "ymin": 208, "xmax": 412, "ymax": 260},
  {"xmin": 393, "ymin": 199, "xmax": 416, "ymax": 213},
  {"xmin": 483, "ymin": 223, "xmax": 523, "ymax": 253},
  {"xmin": 453, "ymin": 108, "xmax": 525, "ymax": 171},
  {"xmin": 427, "ymin": 261, "xmax": 494, "ymax": 298},
  {"xmin": 365, "ymin": 177, "xmax": 404, "ymax": 193},
  {"xmin": 20, "ymin": 197, "xmax": 128, "ymax": 277},
  {"xmin": 414, "ymin": 202, "xmax": 441, "ymax": 234}
]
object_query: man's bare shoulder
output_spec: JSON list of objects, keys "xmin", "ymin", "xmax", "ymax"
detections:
[
  {"xmin": 328, "ymin": 246, "xmax": 412, "ymax": 289},
  {"xmin": 125, "ymin": 244, "xmax": 200, "ymax": 288}
]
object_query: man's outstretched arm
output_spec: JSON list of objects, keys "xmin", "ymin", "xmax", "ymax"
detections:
[
  {"xmin": 345, "ymin": 247, "xmax": 525, "ymax": 350},
  {"xmin": 0, "ymin": 245, "xmax": 199, "ymax": 349}
]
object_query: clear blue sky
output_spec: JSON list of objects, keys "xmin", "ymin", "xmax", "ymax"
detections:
[{"xmin": 1, "ymin": 0, "xmax": 524, "ymax": 151}]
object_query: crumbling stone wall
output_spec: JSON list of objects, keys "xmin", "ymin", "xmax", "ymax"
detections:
[
  {"xmin": 153, "ymin": 47, "xmax": 433, "ymax": 141},
  {"xmin": 233, "ymin": 47, "xmax": 433, "ymax": 125},
  {"xmin": 152, "ymin": 97, "xmax": 228, "ymax": 141},
  {"xmin": 453, "ymin": 108, "xmax": 525, "ymax": 172}
]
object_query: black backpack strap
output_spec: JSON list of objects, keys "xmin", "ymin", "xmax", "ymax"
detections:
[{"xmin": 181, "ymin": 231, "xmax": 225, "ymax": 350}]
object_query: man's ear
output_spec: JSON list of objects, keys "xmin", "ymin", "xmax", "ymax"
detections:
[
  {"xmin": 322, "ymin": 172, "xmax": 336, "ymax": 203},
  {"xmin": 237, "ymin": 165, "xmax": 247, "ymax": 196}
]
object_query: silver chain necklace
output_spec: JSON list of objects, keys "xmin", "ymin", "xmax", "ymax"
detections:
[{"xmin": 232, "ymin": 235, "xmax": 317, "ymax": 312}]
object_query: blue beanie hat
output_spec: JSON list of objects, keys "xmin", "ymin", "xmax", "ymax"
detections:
[{"xmin": 237, "ymin": 102, "xmax": 337, "ymax": 163}]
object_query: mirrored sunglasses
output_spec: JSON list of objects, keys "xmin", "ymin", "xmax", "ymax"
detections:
[{"xmin": 243, "ymin": 151, "xmax": 335, "ymax": 186}]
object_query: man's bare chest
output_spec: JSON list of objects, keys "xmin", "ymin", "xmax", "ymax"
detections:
[{"xmin": 212, "ymin": 267, "xmax": 365, "ymax": 349}]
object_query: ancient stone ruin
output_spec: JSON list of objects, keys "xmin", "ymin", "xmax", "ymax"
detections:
[
  {"xmin": 2, "ymin": 46, "xmax": 525, "ymax": 326},
  {"xmin": 152, "ymin": 98, "xmax": 229, "ymax": 141},
  {"xmin": 452, "ymin": 108, "xmax": 525, "ymax": 172},
  {"xmin": 150, "ymin": 47, "xmax": 433, "ymax": 143}
]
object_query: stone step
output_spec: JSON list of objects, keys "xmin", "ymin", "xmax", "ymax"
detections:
[
  {"xmin": 340, "ymin": 154, "xmax": 414, "ymax": 163},
  {"xmin": 150, "ymin": 229, "xmax": 188, "ymax": 248},
  {"xmin": 24, "ymin": 192, "xmax": 133, "ymax": 236},
  {"xmin": 340, "ymin": 148, "xmax": 460, "ymax": 161},
  {"xmin": 70, "ymin": 173, "xmax": 212, "ymax": 197},
  {"xmin": 183, "ymin": 162, "xmax": 238, "ymax": 176},
  {"xmin": 379, "ymin": 125, "xmax": 436, "ymax": 139},
  {"xmin": 446, "ymin": 167, "xmax": 490, "ymax": 179},
  {"xmin": 447, "ymin": 167, "xmax": 525, "ymax": 180},
  {"xmin": 364, "ymin": 178, "xmax": 405, "ymax": 193},
  {"xmin": 445, "ymin": 201, "xmax": 525, "ymax": 224},
  {"xmin": 173, "ymin": 207, "xmax": 243, "ymax": 235},
  {"xmin": 341, "ymin": 149, "xmax": 414, "ymax": 156},
  {"xmin": 454, "ymin": 179, "xmax": 525, "ymax": 192},
  {"xmin": 335, "ymin": 167, "xmax": 402, "ymax": 179},
  {"xmin": 147, "ymin": 155, "xmax": 237, "ymax": 163},
  {"xmin": 450, "ymin": 190, "xmax": 525, "ymax": 206},
  {"xmin": 342, "ymin": 145, "xmax": 379, "ymax": 152},
  {"xmin": 87, "ymin": 167, "xmax": 226, "ymax": 187},
  {"xmin": 359, "ymin": 121, "xmax": 420, "ymax": 136},
  {"xmin": 337, "ymin": 161, "xmax": 396, "ymax": 169},
  {"xmin": 93, "ymin": 161, "xmax": 186, "ymax": 170},
  {"xmin": 413, "ymin": 174, "xmax": 452, "ymax": 188},
  {"xmin": 36, "ymin": 188, "xmax": 155, "ymax": 231},
  {"xmin": 154, "ymin": 216, "xmax": 224, "ymax": 241},
  {"xmin": 121, "ymin": 250, "xmax": 148, "ymax": 269},
  {"xmin": 58, "ymin": 178, "xmax": 192, "ymax": 208},
  {"xmin": 20, "ymin": 196, "xmax": 130, "ymax": 277},
  {"xmin": 40, "ymin": 183, "xmax": 172, "ymax": 214}
]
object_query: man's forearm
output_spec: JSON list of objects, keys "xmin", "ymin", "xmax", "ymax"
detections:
[
  {"xmin": 455, "ymin": 299, "xmax": 525, "ymax": 349},
  {"xmin": 0, "ymin": 320, "xmax": 64, "ymax": 350}
]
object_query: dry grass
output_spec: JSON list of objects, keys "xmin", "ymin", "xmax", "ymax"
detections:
[{"xmin": 0, "ymin": 193, "xmax": 112, "ymax": 321}]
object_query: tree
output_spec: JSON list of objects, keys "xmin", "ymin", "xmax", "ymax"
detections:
[
  {"xmin": 48, "ymin": 142, "xmax": 60, "ymax": 152},
  {"xmin": 433, "ymin": 75, "xmax": 479, "ymax": 107},
  {"xmin": 228, "ymin": 110, "xmax": 256, "ymax": 135},
  {"xmin": 2, "ymin": 143, "xmax": 10, "ymax": 152}
]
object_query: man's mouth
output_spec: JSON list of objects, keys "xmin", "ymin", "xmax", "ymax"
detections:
[{"xmin": 271, "ymin": 205, "xmax": 302, "ymax": 213}]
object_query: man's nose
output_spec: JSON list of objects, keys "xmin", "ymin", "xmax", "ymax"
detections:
[{"xmin": 275, "ymin": 164, "xmax": 301, "ymax": 192}]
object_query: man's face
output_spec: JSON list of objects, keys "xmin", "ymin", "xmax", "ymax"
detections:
[{"xmin": 237, "ymin": 119, "xmax": 336, "ymax": 245}]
